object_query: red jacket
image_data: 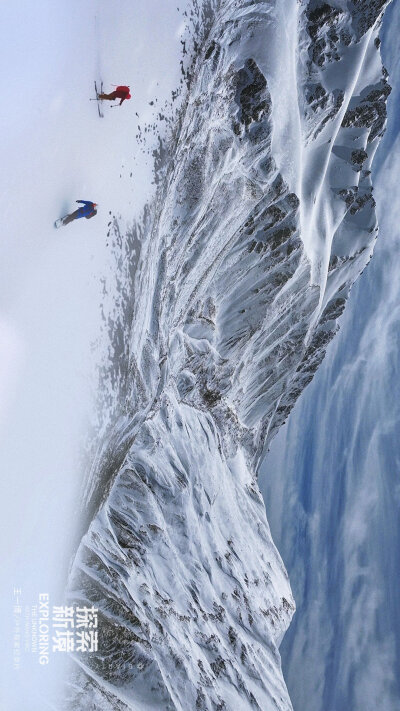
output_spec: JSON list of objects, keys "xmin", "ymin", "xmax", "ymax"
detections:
[{"xmin": 115, "ymin": 86, "xmax": 131, "ymax": 100}]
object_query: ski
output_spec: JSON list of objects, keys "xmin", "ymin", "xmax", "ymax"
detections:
[{"xmin": 94, "ymin": 81, "xmax": 104, "ymax": 118}]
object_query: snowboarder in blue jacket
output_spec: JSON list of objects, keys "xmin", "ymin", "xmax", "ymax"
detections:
[{"xmin": 56, "ymin": 200, "xmax": 98, "ymax": 227}]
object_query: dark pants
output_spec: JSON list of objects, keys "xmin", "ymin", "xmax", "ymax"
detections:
[{"xmin": 62, "ymin": 209, "xmax": 81, "ymax": 225}]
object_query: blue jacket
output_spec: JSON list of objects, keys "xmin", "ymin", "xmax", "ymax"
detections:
[{"xmin": 76, "ymin": 200, "xmax": 96, "ymax": 218}]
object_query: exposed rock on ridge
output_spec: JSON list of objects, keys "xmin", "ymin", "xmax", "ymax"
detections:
[{"xmin": 63, "ymin": 0, "xmax": 391, "ymax": 709}]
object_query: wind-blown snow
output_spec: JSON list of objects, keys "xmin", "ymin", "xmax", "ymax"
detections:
[{"xmin": 61, "ymin": 0, "xmax": 393, "ymax": 709}]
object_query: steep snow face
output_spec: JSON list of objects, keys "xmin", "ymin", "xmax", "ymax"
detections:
[
  {"xmin": 64, "ymin": 0, "xmax": 391, "ymax": 709},
  {"xmin": 259, "ymin": 3, "xmax": 400, "ymax": 708}
]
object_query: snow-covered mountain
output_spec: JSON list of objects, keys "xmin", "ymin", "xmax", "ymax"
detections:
[
  {"xmin": 259, "ymin": 2, "xmax": 400, "ymax": 709},
  {"xmin": 64, "ymin": 0, "xmax": 392, "ymax": 708}
]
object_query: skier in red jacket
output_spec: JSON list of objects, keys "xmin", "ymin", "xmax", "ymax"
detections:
[{"xmin": 98, "ymin": 85, "xmax": 131, "ymax": 106}]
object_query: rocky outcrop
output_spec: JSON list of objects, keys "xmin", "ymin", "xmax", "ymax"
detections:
[{"xmin": 63, "ymin": 0, "xmax": 391, "ymax": 708}]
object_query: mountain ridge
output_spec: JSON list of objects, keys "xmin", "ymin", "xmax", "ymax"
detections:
[{"xmin": 63, "ymin": 1, "xmax": 392, "ymax": 708}]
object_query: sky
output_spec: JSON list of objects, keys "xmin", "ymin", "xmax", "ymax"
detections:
[
  {"xmin": 0, "ymin": 2, "xmax": 188, "ymax": 708},
  {"xmin": 259, "ymin": 2, "xmax": 400, "ymax": 709}
]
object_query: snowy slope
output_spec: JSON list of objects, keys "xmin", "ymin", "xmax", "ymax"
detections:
[
  {"xmin": 60, "ymin": 0, "xmax": 394, "ymax": 709},
  {"xmin": 259, "ymin": 2, "xmax": 400, "ymax": 709},
  {"xmin": 0, "ymin": 2, "xmax": 189, "ymax": 710}
]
